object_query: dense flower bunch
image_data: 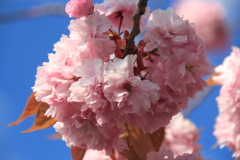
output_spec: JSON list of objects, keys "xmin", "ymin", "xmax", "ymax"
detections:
[
  {"xmin": 213, "ymin": 47, "xmax": 240, "ymax": 159},
  {"xmin": 162, "ymin": 113, "xmax": 201, "ymax": 156},
  {"xmin": 174, "ymin": 0, "xmax": 229, "ymax": 50},
  {"xmin": 147, "ymin": 146, "xmax": 208, "ymax": 160},
  {"xmin": 32, "ymin": 0, "xmax": 211, "ymax": 156},
  {"xmin": 82, "ymin": 113, "xmax": 202, "ymax": 160},
  {"xmin": 65, "ymin": 0, "xmax": 94, "ymax": 18},
  {"xmin": 83, "ymin": 149, "xmax": 125, "ymax": 160},
  {"xmin": 82, "ymin": 146, "xmax": 209, "ymax": 160}
]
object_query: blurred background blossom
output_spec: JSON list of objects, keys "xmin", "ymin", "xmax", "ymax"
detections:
[
  {"xmin": 1, "ymin": 0, "xmax": 240, "ymax": 159},
  {"xmin": 174, "ymin": 0, "xmax": 229, "ymax": 50}
]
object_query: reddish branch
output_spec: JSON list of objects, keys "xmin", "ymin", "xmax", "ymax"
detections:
[{"xmin": 124, "ymin": 0, "xmax": 149, "ymax": 55}]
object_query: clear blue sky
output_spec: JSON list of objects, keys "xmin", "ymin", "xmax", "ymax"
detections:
[{"xmin": 1, "ymin": 0, "xmax": 240, "ymax": 160}]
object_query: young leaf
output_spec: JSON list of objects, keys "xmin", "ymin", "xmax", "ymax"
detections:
[
  {"xmin": 8, "ymin": 92, "xmax": 39, "ymax": 126},
  {"xmin": 147, "ymin": 127, "xmax": 165, "ymax": 152},
  {"xmin": 71, "ymin": 146, "xmax": 86, "ymax": 160},
  {"xmin": 21, "ymin": 102, "xmax": 56, "ymax": 133},
  {"xmin": 119, "ymin": 132, "xmax": 141, "ymax": 160},
  {"xmin": 120, "ymin": 125, "xmax": 155, "ymax": 160},
  {"xmin": 109, "ymin": 150, "xmax": 117, "ymax": 160},
  {"xmin": 206, "ymin": 74, "xmax": 220, "ymax": 86},
  {"xmin": 48, "ymin": 133, "xmax": 62, "ymax": 140}
]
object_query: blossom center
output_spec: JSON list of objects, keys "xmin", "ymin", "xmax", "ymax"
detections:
[
  {"xmin": 125, "ymin": 83, "xmax": 132, "ymax": 92},
  {"xmin": 186, "ymin": 64, "xmax": 199, "ymax": 72},
  {"xmin": 72, "ymin": 76, "xmax": 81, "ymax": 81}
]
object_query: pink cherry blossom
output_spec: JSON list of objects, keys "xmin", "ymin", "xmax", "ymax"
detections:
[
  {"xmin": 213, "ymin": 47, "xmax": 240, "ymax": 159},
  {"xmin": 33, "ymin": 16, "xmax": 125, "ymax": 152},
  {"xmin": 147, "ymin": 146, "xmax": 174, "ymax": 160},
  {"xmin": 147, "ymin": 146, "xmax": 208, "ymax": 160},
  {"xmin": 213, "ymin": 47, "xmax": 240, "ymax": 86},
  {"xmin": 127, "ymin": 100, "xmax": 180, "ymax": 133},
  {"xmin": 32, "ymin": 1, "xmax": 213, "ymax": 155},
  {"xmin": 33, "ymin": 35, "xmax": 77, "ymax": 117},
  {"xmin": 83, "ymin": 149, "xmax": 110, "ymax": 160},
  {"xmin": 65, "ymin": 0, "xmax": 94, "ymax": 18},
  {"xmin": 68, "ymin": 11, "xmax": 116, "ymax": 61},
  {"xmin": 103, "ymin": 55, "xmax": 160, "ymax": 116},
  {"xmin": 143, "ymin": 8, "xmax": 205, "ymax": 59},
  {"xmin": 147, "ymin": 50, "xmax": 211, "ymax": 110},
  {"xmin": 83, "ymin": 149, "xmax": 126, "ymax": 160},
  {"xmin": 54, "ymin": 107, "xmax": 128, "ymax": 153},
  {"xmin": 51, "ymin": 58, "xmax": 128, "ymax": 152},
  {"xmin": 174, "ymin": 152, "xmax": 209, "ymax": 160},
  {"xmin": 165, "ymin": 48, "xmax": 211, "ymax": 99},
  {"xmin": 174, "ymin": 0, "xmax": 229, "ymax": 50},
  {"xmin": 68, "ymin": 58, "xmax": 106, "ymax": 111},
  {"xmin": 94, "ymin": 3, "xmax": 108, "ymax": 15},
  {"xmin": 102, "ymin": 0, "xmax": 149, "ymax": 31},
  {"xmin": 163, "ymin": 113, "xmax": 201, "ymax": 156},
  {"xmin": 144, "ymin": 8, "xmax": 212, "ymax": 112}
]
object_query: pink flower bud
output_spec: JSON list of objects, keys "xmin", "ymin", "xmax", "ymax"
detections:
[{"xmin": 65, "ymin": 0, "xmax": 94, "ymax": 18}]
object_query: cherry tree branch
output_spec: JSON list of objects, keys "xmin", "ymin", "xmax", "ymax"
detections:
[
  {"xmin": 0, "ymin": 3, "xmax": 67, "ymax": 24},
  {"xmin": 124, "ymin": 0, "xmax": 148, "ymax": 55}
]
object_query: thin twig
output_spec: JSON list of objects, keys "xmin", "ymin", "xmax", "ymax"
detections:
[
  {"xmin": 124, "ymin": 0, "xmax": 148, "ymax": 55},
  {"xmin": 118, "ymin": 13, "xmax": 124, "ymax": 35},
  {"xmin": 0, "ymin": 3, "xmax": 67, "ymax": 24}
]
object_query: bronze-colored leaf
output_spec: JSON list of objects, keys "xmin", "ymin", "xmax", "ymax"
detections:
[
  {"xmin": 206, "ymin": 74, "xmax": 220, "ymax": 86},
  {"xmin": 109, "ymin": 150, "xmax": 117, "ymax": 160},
  {"xmin": 48, "ymin": 133, "xmax": 62, "ymax": 140},
  {"xmin": 119, "ymin": 133, "xmax": 141, "ymax": 160},
  {"xmin": 21, "ymin": 102, "xmax": 56, "ymax": 133},
  {"xmin": 71, "ymin": 146, "xmax": 86, "ymax": 160},
  {"xmin": 120, "ymin": 125, "xmax": 155, "ymax": 160},
  {"xmin": 147, "ymin": 127, "xmax": 165, "ymax": 152},
  {"xmin": 8, "ymin": 92, "xmax": 40, "ymax": 126}
]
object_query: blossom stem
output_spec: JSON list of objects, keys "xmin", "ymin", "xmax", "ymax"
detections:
[
  {"xmin": 124, "ymin": 0, "xmax": 148, "ymax": 55},
  {"xmin": 109, "ymin": 150, "xmax": 117, "ymax": 160},
  {"xmin": 118, "ymin": 13, "xmax": 124, "ymax": 35}
]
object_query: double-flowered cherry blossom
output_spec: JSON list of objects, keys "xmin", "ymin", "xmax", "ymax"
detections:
[
  {"xmin": 144, "ymin": 8, "xmax": 212, "ymax": 110},
  {"xmin": 101, "ymin": 0, "xmax": 149, "ymax": 31},
  {"xmin": 147, "ymin": 146, "xmax": 208, "ymax": 160},
  {"xmin": 174, "ymin": 152, "xmax": 209, "ymax": 160},
  {"xmin": 103, "ymin": 55, "xmax": 160, "ymax": 116},
  {"xmin": 32, "ymin": 0, "xmax": 211, "ymax": 155},
  {"xmin": 143, "ymin": 8, "xmax": 205, "ymax": 58},
  {"xmin": 174, "ymin": 0, "xmax": 229, "ymax": 49},
  {"xmin": 163, "ymin": 113, "xmax": 201, "ymax": 156},
  {"xmin": 213, "ymin": 47, "xmax": 240, "ymax": 159},
  {"xmin": 83, "ymin": 149, "xmax": 126, "ymax": 160},
  {"xmin": 68, "ymin": 11, "xmax": 116, "ymax": 61},
  {"xmin": 66, "ymin": 0, "xmax": 94, "ymax": 18},
  {"xmin": 33, "ymin": 35, "xmax": 76, "ymax": 120}
]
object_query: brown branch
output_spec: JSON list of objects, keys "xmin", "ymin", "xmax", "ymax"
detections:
[{"xmin": 124, "ymin": 0, "xmax": 149, "ymax": 55}]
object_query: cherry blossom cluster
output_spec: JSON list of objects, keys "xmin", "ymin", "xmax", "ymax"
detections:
[
  {"xmin": 81, "ymin": 113, "xmax": 203, "ymax": 160},
  {"xmin": 213, "ymin": 47, "xmax": 240, "ymax": 159},
  {"xmin": 147, "ymin": 146, "xmax": 209, "ymax": 160},
  {"xmin": 162, "ymin": 113, "xmax": 201, "ymax": 157},
  {"xmin": 82, "ymin": 146, "xmax": 208, "ymax": 160},
  {"xmin": 33, "ymin": 0, "xmax": 211, "ymax": 154},
  {"xmin": 83, "ymin": 149, "xmax": 125, "ymax": 160},
  {"xmin": 174, "ymin": 0, "xmax": 229, "ymax": 49}
]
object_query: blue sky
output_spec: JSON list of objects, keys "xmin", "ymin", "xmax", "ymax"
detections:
[{"xmin": 1, "ymin": 0, "xmax": 240, "ymax": 160}]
